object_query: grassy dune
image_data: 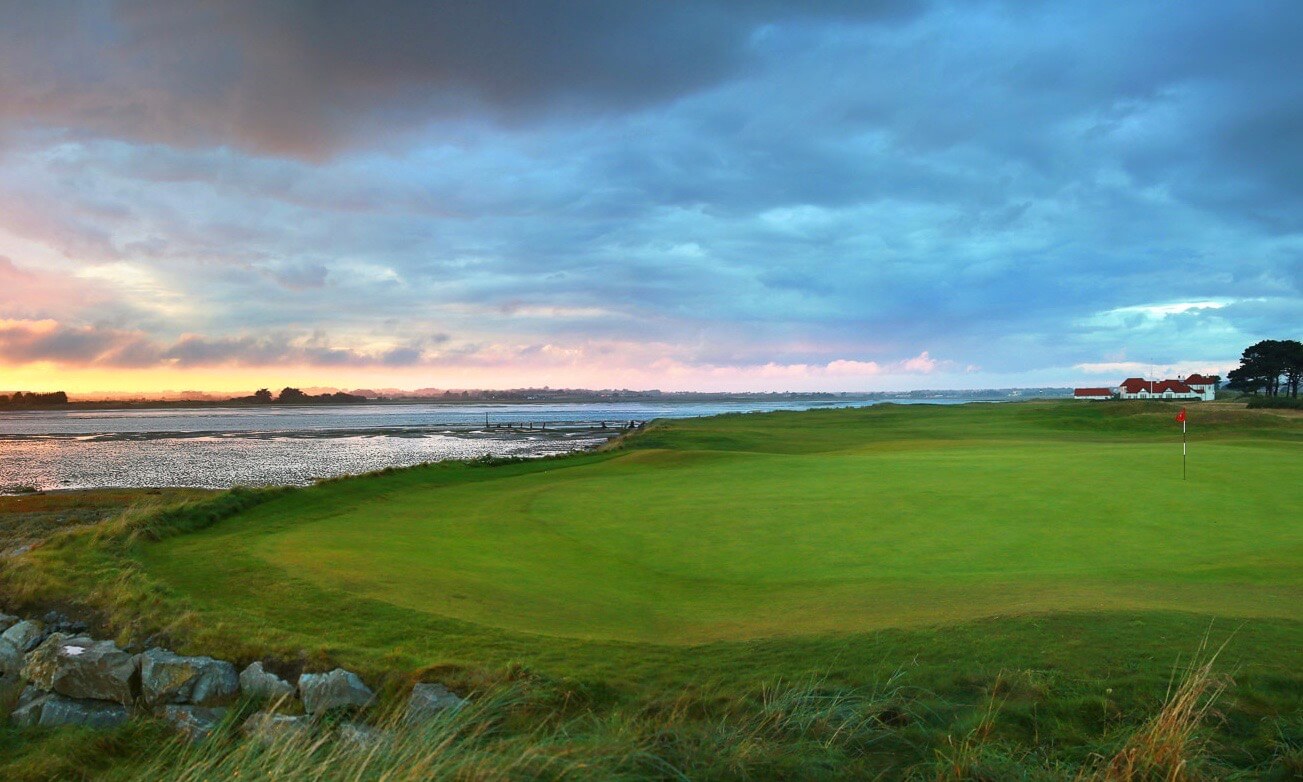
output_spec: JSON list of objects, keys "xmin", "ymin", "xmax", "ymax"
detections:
[{"xmin": 2, "ymin": 400, "xmax": 1300, "ymax": 779}]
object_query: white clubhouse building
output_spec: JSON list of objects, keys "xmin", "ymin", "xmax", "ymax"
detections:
[{"xmin": 1073, "ymin": 374, "xmax": 1216, "ymax": 402}]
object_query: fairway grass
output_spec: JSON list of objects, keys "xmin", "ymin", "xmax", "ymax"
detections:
[
  {"xmin": 142, "ymin": 404, "xmax": 1302, "ymax": 643},
  {"xmin": 3, "ymin": 401, "xmax": 1300, "ymax": 779}
]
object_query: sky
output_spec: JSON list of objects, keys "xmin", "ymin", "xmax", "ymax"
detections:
[{"xmin": 0, "ymin": 1, "xmax": 1299, "ymax": 395}]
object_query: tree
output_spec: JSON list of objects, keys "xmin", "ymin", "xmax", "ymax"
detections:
[
  {"xmin": 1226, "ymin": 340, "xmax": 1303, "ymax": 397},
  {"xmin": 277, "ymin": 387, "xmax": 308, "ymax": 403},
  {"xmin": 253, "ymin": 388, "xmax": 273, "ymax": 403}
]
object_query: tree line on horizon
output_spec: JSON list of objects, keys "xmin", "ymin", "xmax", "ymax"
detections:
[
  {"xmin": 0, "ymin": 391, "xmax": 69, "ymax": 407},
  {"xmin": 232, "ymin": 387, "xmax": 367, "ymax": 404},
  {"xmin": 1226, "ymin": 339, "xmax": 1303, "ymax": 398}
]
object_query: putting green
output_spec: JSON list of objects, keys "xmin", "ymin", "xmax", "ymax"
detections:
[{"xmin": 145, "ymin": 403, "xmax": 1303, "ymax": 643}]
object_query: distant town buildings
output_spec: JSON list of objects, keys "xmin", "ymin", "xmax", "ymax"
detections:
[{"xmin": 1073, "ymin": 375, "xmax": 1217, "ymax": 402}]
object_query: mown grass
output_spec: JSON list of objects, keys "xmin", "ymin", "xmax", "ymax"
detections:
[
  {"xmin": 81, "ymin": 402, "xmax": 1296, "ymax": 645},
  {"xmin": 1, "ymin": 400, "xmax": 1300, "ymax": 778}
]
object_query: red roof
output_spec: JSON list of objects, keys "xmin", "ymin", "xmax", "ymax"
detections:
[
  {"xmin": 1183, "ymin": 374, "xmax": 1214, "ymax": 385},
  {"xmin": 1118, "ymin": 377, "xmax": 1198, "ymax": 395},
  {"xmin": 1074, "ymin": 388, "xmax": 1113, "ymax": 397}
]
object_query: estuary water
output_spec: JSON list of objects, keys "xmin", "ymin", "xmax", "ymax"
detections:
[{"xmin": 0, "ymin": 399, "xmax": 914, "ymax": 492}]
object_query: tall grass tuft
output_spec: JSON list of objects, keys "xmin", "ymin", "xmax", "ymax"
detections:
[
  {"xmin": 124, "ymin": 676, "xmax": 930, "ymax": 781},
  {"xmin": 1080, "ymin": 637, "xmax": 1231, "ymax": 782},
  {"xmin": 135, "ymin": 686, "xmax": 628, "ymax": 781}
]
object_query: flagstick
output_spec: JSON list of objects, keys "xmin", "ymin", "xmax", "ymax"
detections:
[{"xmin": 1182, "ymin": 418, "xmax": 1187, "ymax": 480}]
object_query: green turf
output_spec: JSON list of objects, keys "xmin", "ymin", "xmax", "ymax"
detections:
[
  {"xmin": 4, "ymin": 401, "xmax": 1301, "ymax": 778},
  {"xmin": 141, "ymin": 401, "xmax": 1302, "ymax": 645}
]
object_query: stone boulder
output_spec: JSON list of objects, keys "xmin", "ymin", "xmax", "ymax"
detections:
[
  {"xmin": 239, "ymin": 661, "xmax": 296, "ymax": 702},
  {"xmin": 10, "ymin": 691, "xmax": 129, "ymax": 729},
  {"xmin": 336, "ymin": 721, "xmax": 389, "ymax": 751},
  {"xmin": 242, "ymin": 711, "xmax": 312, "ymax": 743},
  {"xmin": 405, "ymin": 682, "xmax": 465, "ymax": 723},
  {"xmin": 0, "ymin": 613, "xmax": 18, "ymax": 633},
  {"xmin": 0, "ymin": 638, "xmax": 20, "ymax": 677},
  {"xmin": 41, "ymin": 611, "xmax": 88, "ymax": 636},
  {"xmin": 298, "ymin": 668, "xmax": 375, "ymax": 717},
  {"xmin": 138, "ymin": 648, "xmax": 239, "ymax": 708},
  {"xmin": 1, "ymin": 620, "xmax": 45, "ymax": 653},
  {"xmin": 0, "ymin": 641, "xmax": 24, "ymax": 717},
  {"xmin": 22, "ymin": 633, "xmax": 137, "ymax": 706},
  {"xmin": 160, "ymin": 704, "xmax": 228, "ymax": 743}
]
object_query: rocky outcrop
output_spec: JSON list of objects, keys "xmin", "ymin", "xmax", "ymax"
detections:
[
  {"xmin": 22, "ymin": 633, "xmax": 137, "ymax": 706},
  {"xmin": 242, "ymin": 711, "xmax": 312, "ymax": 743},
  {"xmin": 11, "ymin": 691, "xmax": 130, "ymax": 729},
  {"xmin": 239, "ymin": 661, "xmax": 296, "ymax": 702},
  {"xmin": 405, "ymin": 682, "xmax": 465, "ymax": 723},
  {"xmin": 1, "ymin": 620, "xmax": 45, "ymax": 653},
  {"xmin": 298, "ymin": 668, "xmax": 375, "ymax": 716},
  {"xmin": 160, "ymin": 705, "xmax": 228, "ymax": 743},
  {"xmin": 138, "ymin": 648, "xmax": 239, "ymax": 708},
  {"xmin": 0, "ymin": 640, "xmax": 23, "ymax": 715},
  {"xmin": 1, "ymin": 607, "xmax": 466, "ymax": 749},
  {"xmin": 0, "ymin": 613, "xmax": 18, "ymax": 633}
]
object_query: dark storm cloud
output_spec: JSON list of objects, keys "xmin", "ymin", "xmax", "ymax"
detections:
[{"xmin": 0, "ymin": 0, "xmax": 923, "ymax": 158}]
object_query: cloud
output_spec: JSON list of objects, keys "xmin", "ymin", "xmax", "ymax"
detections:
[
  {"xmin": 0, "ymin": 1, "xmax": 925, "ymax": 158},
  {"xmin": 0, "ymin": 319, "xmax": 434, "ymax": 369},
  {"xmin": 0, "ymin": 315, "xmax": 966, "ymax": 390},
  {"xmin": 901, "ymin": 351, "xmax": 938, "ymax": 373},
  {"xmin": 0, "ymin": 2, "xmax": 1299, "ymax": 391},
  {"xmin": 1074, "ymin": 361, "xmax": 1235, "ymax": 379}
]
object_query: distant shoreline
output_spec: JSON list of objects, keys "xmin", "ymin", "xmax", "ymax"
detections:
[{"xmin": 0, "ymin": 388, "xmax": 1071, "ymax": 413}]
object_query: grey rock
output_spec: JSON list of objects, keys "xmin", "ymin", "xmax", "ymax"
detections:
[
  {"xmin": 1, "ymin": 620, "xmax": 45, "ymax": 653},
  {"xmin": 239, "ymin": 661, "xmax": 296, "ymax": 702},
  {"xmin": 11, "ymin": 691, "xmax": 129, "ymax": 729},
  {"xmin": 336, "ymin": 721, "xmax": 389, "ymax": 751},
  {"xmin": 9, "ymin": 690, "xmax": 47, "ymax": 726},
  {"xmin": 22, "ymin": 633, "xmax": 137, "ymax": 705},
  {"xmin": 0, "ymin": 640, "xmax": 23, "ymax": 715},
  {"xmin": 160, "ymin": 704, "xmax": 228, "ymax": 743},
  {"xmin": 242, "ymin": 711, "xmax": 312, "ymax": 743},
  {"xmin": 41, "ymin": 611, "xmax": 87, "ymax": 636},
  {"xmin": 138, "ymin": 648, "xmax": 238, "ymax": 708},
  {"xmin": 16, "ymin": 684, "xmax": 44, "ymax": 709},
  {"xmin": 0, "ymin": 638, "xmax": 20, "ymax": 677},
  {"xmin": 0, "ymin": 613, "xmax": 17, "ymax": 633},
  {"xmin": 298, "ymin": 668, "xmax": 375, "ymax": 717},
  {"xmin": 0, "ymin": 677, "xmax": 22, "ymax": 717},
  {"xmin": 405, "ymin": 682, "xmax": 465, "ymax": 723}
]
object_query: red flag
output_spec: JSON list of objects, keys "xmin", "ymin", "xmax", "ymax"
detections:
[{"xmin": 1175, "ymin": 409, "xmax": 1186, "ymax": 423}]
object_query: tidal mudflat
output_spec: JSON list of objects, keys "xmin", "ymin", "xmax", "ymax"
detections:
[{"xmin": 0, "ymin": 400, "xmax": 896, "ymax": 492}]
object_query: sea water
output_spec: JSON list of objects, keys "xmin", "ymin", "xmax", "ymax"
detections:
[{"xmin": 0, "ymin": 399, "xmax": 950, "ymax": 492}]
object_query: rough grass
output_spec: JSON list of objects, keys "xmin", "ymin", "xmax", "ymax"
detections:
[
  {"xmin": 1, "ymin": 401, "xmax": 1299, "ymax": 778},
  {"xmin": 0, "ymin": 488, "xmax": 212, "ymax": 557},
  {"xmin": 2, "ymin": 654, "xmax": 1292, "ymax": 781}
]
